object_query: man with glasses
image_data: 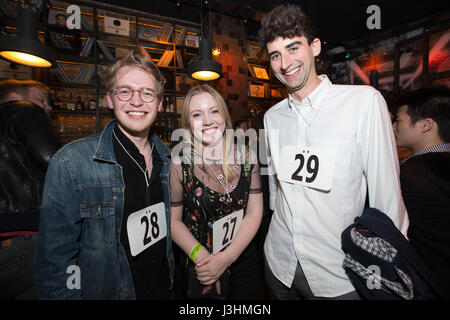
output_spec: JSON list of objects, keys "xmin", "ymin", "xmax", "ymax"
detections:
[{"xmin": 35, "ymin": 51, "xmax": 174, "ymax": 299}]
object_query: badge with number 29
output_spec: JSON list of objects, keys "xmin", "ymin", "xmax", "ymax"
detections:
[{"xmin": 278, "ymin": 145, "xmax": 336, "ymax": 191}]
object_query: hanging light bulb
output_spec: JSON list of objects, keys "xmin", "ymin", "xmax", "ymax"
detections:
[
  {"xmin": 0, "ymin": 6, "xmax": 55, "ymax": 68},
  {"xmin": 187, "ymin": 0, "xmax": 222, "ymax": 81},
  {"xmin": 189, "ymin": 39, "xmax": 222, "ymax": 81}
]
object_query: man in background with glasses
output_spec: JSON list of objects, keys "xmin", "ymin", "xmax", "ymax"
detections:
[{"xmin": 35, "ymin": 51, "xmax": 174, "ymax": 299}]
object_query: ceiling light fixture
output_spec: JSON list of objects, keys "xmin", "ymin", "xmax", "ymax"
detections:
[
  {"xmin": 0, "ymin": 5, "xmax": 55, "ymax": 68},
  {"xmin": 188, "ymin": 0, "xmax": 222, "ymax": 81}
]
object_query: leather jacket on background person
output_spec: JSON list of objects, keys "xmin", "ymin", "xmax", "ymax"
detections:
[{"xmin": 0, "ymin": 100, "xmax": 59, "ymax": 234}]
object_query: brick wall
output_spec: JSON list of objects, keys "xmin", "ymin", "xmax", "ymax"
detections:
[{"xmin": 211, "ymin": 13, "xmax": 248, "ymax": 123}]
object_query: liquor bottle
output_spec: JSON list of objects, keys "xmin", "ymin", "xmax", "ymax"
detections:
[
  {"xmin": 76, "ymin": 96, "xmax": 83, "ymax": 110},
  {"xmin": 66, "ymin": 93, "xmax": 75, "ymax": 110},
  {"xmin": 83, "ymin": 91, "xmax": 90, "ymax": 110},
  {"xmin": 60, "ymin": 93, "xmax": 67, "ymax": 110},
  {"xmin": 99, "ymin": 95, "xmax": 107, "ymax": 109},
  {"xmin": 89, "ymin": 94, "xmax": 96, "ymax": 110},
  {"xmin": 168, "ymin": 98, "xmax": 175, "ymax": 113},
  {"xmin": 163, "ymin": 96, "xmax": 169, "ymax": 113},
  {"xmin": 51, "ymin": 92, "xmax": 60, "ymax": 110}
]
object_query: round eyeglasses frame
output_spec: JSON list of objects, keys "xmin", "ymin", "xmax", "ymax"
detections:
[{"xmin": 111, "ymin": 87, "xmax": 160, "ymax": 103}]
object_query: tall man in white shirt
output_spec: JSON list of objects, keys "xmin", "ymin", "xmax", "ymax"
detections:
[{"xmin": 259, "ymin": 4, "xmax": 409, "ymax": 299}]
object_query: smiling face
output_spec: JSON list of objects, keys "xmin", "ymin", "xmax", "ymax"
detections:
[
  {"xmin": 188, "ymin": 91, "xmax": 226, "ymax": 147},
  {"xmin": 267, "ymin": 36, "xmax": 321, "ymax": 96},
  {"xmin": 107, "ymin": 66, "xmax": 162, "ymax": 140}
]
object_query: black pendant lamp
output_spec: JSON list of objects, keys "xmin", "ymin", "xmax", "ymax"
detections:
[
  {"xmin": 188, "ymin": 0, "xmax": 222, "ymax": 81},
  {"xmin": 189, "ymin": 38, "xmax": 222, "ymax": 81},
  {"xmin": 0, "ymin": 6, "xmax": 55, "ymax": 68}
]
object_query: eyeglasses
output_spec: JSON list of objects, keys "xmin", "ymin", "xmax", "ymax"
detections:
[{"xmin": 112, "ymin": 86, "xmax": 159, "ymax": 103}]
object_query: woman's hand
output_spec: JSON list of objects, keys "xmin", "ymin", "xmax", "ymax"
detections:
[
  {"xmin": 201, "ymin": 281, "xmax": 221, "ymax": 296},
  {"xmin": 195, "ymin": 251, "xmax": 231, "ymax": 286}
]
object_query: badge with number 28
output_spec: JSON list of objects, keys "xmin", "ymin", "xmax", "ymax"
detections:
[{"xmin": 127, "ymin": 202, "xmax": 167, "ymax": 257}]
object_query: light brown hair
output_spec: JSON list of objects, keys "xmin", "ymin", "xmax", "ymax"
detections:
[
  {"xmin": 101, "ymin": 50, "xmax": 166, "ymax": 98},
  {"xmin": 181, "ymin": 84, "xmax": 237, "ymax": 183}
]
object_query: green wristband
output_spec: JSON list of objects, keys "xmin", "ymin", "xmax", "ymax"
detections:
[{"xmin": 189, "ymin": 243, "xmax": 205, "ymax": 263}]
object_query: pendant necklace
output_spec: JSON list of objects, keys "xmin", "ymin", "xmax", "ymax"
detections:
[
  {"xmin": 207, "ymin": 162, "xmax": 232, "ymax": 202},
  {"xmin": 113, "ymin": 130, "xmax": 154, "ymax": 187}
]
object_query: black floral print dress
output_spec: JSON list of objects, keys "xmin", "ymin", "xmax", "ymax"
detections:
[
  {"xmin": 170, "ymin": 149, "xmax": 263, "ymax": 299},
  {"xmin": 180, "ymin": 159, "xmax": 253, "ymax": 252}
]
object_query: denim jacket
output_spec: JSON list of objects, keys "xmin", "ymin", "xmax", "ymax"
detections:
[{"xmin": 35, "ymin": 120, "xmax": 174, "ymax": 299}]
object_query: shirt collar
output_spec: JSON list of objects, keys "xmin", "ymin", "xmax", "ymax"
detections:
[
  {"xmin": 402, "ymin": 143, "xmax": 450, "ymax": 163},
  {"xmin": 288, "ymin": 74, "xmax": 331, "ymax": 111},
  {"xmin": 113, "ymin": 123, "xmax": 160, "ymax": 161}
]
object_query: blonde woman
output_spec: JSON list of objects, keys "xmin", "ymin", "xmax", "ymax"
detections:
[{"xmin": 170, "ymin": 85, "xmax": 263, "ymax": 299}]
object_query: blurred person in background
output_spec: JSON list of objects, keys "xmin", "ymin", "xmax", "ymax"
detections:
[
  {"xmin": 0, "ymin": 79, "xmax": 52, "ymax": 114},
  {"xmin": 393, "ymin": 86, "xmax": 450, "ymax": 298},
  {"xmin": 0, "ymin": 79, "xmax": 58, "ymax": 299}
]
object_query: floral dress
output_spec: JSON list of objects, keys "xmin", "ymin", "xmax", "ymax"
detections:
[
  {"xmin": 170, "ymin": 148, "xmax": 263, "ymax": 299},
  {"xmin": 181, "ymin": 158, "xmax": 253, "ymax": 251}
]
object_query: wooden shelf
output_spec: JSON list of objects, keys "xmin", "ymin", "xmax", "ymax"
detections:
[{"xmin": 0, "ymin": 0, "xmax": 202, "ymax": 145}]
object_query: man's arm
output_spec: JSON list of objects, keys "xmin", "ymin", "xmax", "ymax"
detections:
[
  {"xmin": 34, "ymin": 154, "xmax": 82, "ymax": 299},
  {"xmin": 358, "ymin": 90, "xmax": 409, "ymax": 236}
]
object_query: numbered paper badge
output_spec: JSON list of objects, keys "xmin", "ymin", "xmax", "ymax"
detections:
[
  {"xmin": 212, "ymin": 209, "xmax": 244, "ymax": 254},
  {"xmin": 278, "ymin": 145, "xmax": 337, "ymax": 191},
  {"xmin": 127, "ymin": 202, "xmax": 167, "ymax": 257}
]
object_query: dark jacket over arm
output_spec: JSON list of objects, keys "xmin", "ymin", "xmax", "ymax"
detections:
[{"xmin": 0, "ymin": 101, "xmax": 59, "ymax": 232}]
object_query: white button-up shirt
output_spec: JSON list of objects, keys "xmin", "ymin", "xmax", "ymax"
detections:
[{"xmin": 263, "ymin": 75, "xmax": 409, "ymax": 297}]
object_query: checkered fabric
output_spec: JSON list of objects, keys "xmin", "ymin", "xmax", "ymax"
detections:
[{"xmin": 343, "ymin": 227, "xmax": 414, "ymax": 300}]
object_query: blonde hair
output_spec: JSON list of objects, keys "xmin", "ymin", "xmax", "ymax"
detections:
[
  {"xmin": 100, "ymin": 50, "xmax": 166, "ymax": 97},
  {"xmin": 181, "ymin": 84, "xmax": 237, "ymax": 183}
]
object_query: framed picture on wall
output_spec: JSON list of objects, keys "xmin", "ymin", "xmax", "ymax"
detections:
[
  {"xmin": 396, "ymin": 37, "xmax": 424, "ymax": 91},
  {"xmin": 428, "ymin": 27, "xmax": 450, "ymax": 75}
]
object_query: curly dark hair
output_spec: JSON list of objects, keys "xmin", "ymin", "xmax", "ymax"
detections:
[{"xmin": 258, "ymin": 4, "xmax": 316, "ymax": 45}]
